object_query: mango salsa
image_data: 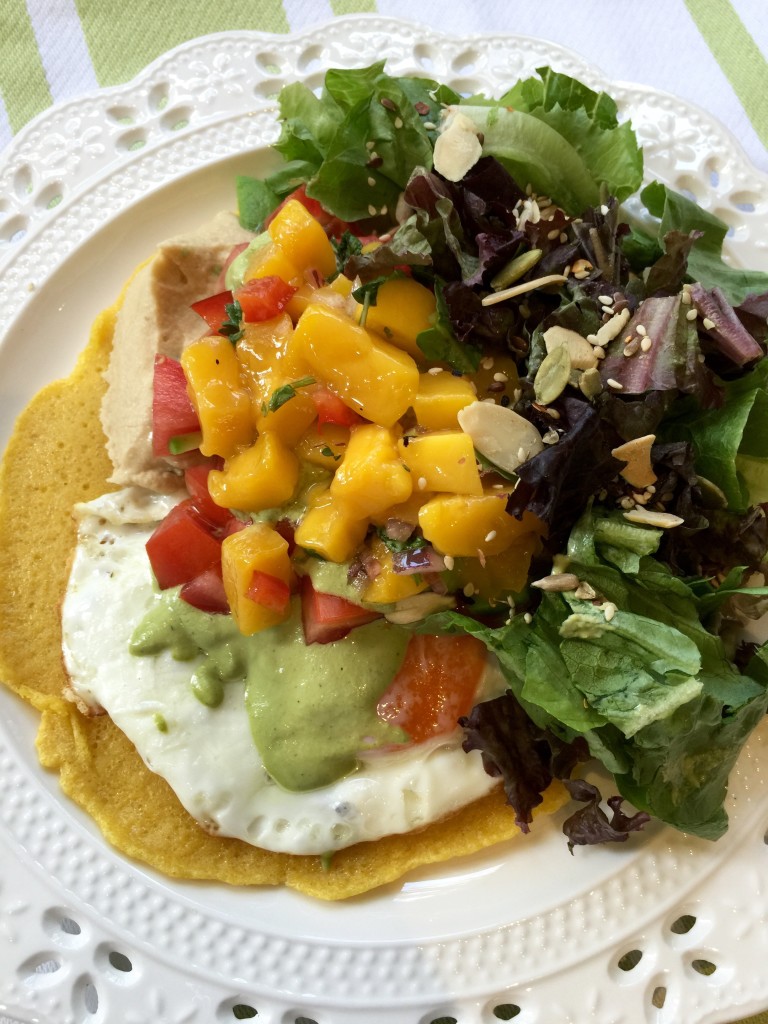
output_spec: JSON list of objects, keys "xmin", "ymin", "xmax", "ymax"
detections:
[
  {"xmin": 208, "ymin": 431, "xmax": 299, "ymax": 512},
  {"xmin": 221, "ymin": 523, "xmax": 292, "ymax": 635},
  {"xmin": 362, "ymin": 277, "xmax": 436, "ymax": 360},
  {"xmin": 397, "ymin": 432, "xmax": 482, "ymax": 495},
  {"xmin": 181, "ymin": 335, "xmax": 253, "ymax": 459},
  {"xmin": 331, "ymin": 423, "xmax": 412, "ymax": 519}
]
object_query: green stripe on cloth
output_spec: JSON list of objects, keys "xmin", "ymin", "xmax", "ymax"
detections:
[
  {"xmin": 0, "ymin": 2, "xmax": 52, "ymax": 133},
  {"xmin": 685, "ymin": 0, "xmax": 768, "ymax": 149},
  {"xmin": 331, "ymin": 0, "xmax": 377, "ymax": 13},
  {"xmin": 75, "ymin": 0, "xmax": 289, "ymax": 86}
]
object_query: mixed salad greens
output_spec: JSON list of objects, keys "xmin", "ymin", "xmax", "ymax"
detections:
[{"xmin": 234, "ymin": 62, "xmax": 768, "ymax": 846}]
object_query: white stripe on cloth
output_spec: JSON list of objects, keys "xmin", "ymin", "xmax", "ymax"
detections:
[
  {"xmin": 0, "ymin": 91, "xmax": 12, "ymax": 154},
  {"xmin": 24, "ymin": 0, "xmax": 98, "ymax": 101},
  {"xmin": 283, "ymin": 0, "xmax": 335, "ymax": 35}
]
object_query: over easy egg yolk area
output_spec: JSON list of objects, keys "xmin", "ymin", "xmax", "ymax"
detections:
[{"xmin": 377, "ymin": 634, "xmax": 488, "ymax": 744}]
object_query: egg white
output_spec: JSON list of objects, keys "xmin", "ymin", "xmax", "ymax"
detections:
[{"xmin": 61, "ymin": 489, "xmax": 503, "ymax": 854}]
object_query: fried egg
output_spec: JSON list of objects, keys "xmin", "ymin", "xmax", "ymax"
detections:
[{"xmin": 61, "ymin": 489, "xmax": 504, "ymax": 855}]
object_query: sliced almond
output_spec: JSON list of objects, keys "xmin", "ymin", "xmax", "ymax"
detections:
[
  {"xmin": 458, "ymin": 401, "xmax": 544, "ymax": 474},
  {"xmin": 623, "ymin": 508, "xmax": 684, "ymax": 528},
  {"xmin": 543, "ymin": 326, "xmax": 598, "ymax": 370},
  {"xmin": 433, "ymin": 111, "xmax": 483, "ymax": 182},
  {"xmin": 611, "ymin": 435, "xmax": 657, "ymax": 489}
]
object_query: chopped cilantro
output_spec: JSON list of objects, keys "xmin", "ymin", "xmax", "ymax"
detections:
[
  {"xmin": 219, "ymin": 300, "xmax": 244, "ymax": 344},
  {"xmin": 266, "ymin": 376, "xmax": 316, "ymax": 413},
  {"xmin": 330, "ymin": 230, "xmax": 363, "ymax": 282}
]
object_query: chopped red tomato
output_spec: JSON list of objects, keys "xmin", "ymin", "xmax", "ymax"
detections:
[
  {"xmin": 145, "ymin": 499, "xmax": 222, "ymax": 590},
  {"xmin": 184, "ymin": 465, "xmax": 233, "ymax": 529},
  {"xmin": 247, "ymin": 570, "xmax": 291, "ymax": 614},
  {"xmin": 180, "ymin": 566, "xmax": 229, "ymax": 614},
  {"xmin": 152, "ymin": 355, "xmax": 201, "ymax": 457},
  {"xmin": 376, "ymin": 634, "xmax": 487, "ymax": 743},
  {"xmin": 300, "ymin": 576, "xmax": 381, "ymax": 645},
  {"xmin": 310, "ymin": 386, "xmax": 364, "ymax": 429},
  {"xmin": 264, "ymin": 185, "xmax": 349, "ymax": 238},
  {"xmin": 234, "ymin": 276, "xmax": 297, "ymax": 323},
  {"xmin": 190, "ymin": 290, "xmax": 234, "ymax": 333}
]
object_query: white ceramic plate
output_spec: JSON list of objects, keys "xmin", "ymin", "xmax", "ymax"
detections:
[{"xmin": 1, "ymin": 17, "xmax": 768, "ymax": 1024}]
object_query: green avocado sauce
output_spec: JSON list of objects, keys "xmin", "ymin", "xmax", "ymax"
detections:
[{"xmin": 130, "ymin": 590, "xmax": 409, "ymax": 791}]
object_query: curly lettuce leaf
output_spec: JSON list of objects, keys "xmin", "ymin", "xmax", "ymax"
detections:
[{"xmin": 634, "ymin": 182, "xmax": 768, "ymax": 306}]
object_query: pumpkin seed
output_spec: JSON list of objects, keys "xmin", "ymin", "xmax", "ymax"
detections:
[
  {"xmin": 579, "ymin": 367, "xmax": 604, "ymax": 398},
  {"xmin": 490, "ymin": 248, "xmax": 543, "ymax": 290},
  {"xmin": 534, "ymin": 343, "xmax": 571, "ymax": 405}
]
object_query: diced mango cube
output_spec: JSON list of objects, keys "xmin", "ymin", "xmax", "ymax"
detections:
[
  {"xmin": 181, "ymin": 335, "xmax": 253, "ymax": 458},
  {"xmin": 419, "ymin": 495, "xmax": 542, "ymax": 557},
  {"xmin": 293, "ymin": 304, "xmax": 418, "ymax": 427},
  {"xmin": 295, "ymin": 423, "xmax": 349, "ymax": 470},
  {"xmin": 208, "ymin": 431, "xmax": 299, "ymax": 512},
  {"xmin": 453, "ymin": 532, "xmax": 542, "ymax": 597},
  {"xmin": 221, "ymin": 523, "xmax": 292, "ymax": 635},
  {"xmin": 368, "ymin": 491, "xmax": 432, "ymax": 528},
  {"xmin": 362, "ymin": 277, "xmax": 436, "ymax": 360},
  {"xmin": 331, "ymin": 423, "xmax": 412, "ymax": 520},
  {"xmin": 294, "ymin": 489, "xmax": 368, "ymax": 563},
  {"xmin": 244, "ymin": 239, "xmax": 301, "ymax": 285},
  {"xmin": 254, "ymin": 373, "xmax": 318, "ymax": 446},
  {"xmin": 286, "ymin": 275, "xmax": 354, "ymax": 322},
  {"xmin": 413, "ymin": 372, "xmax": 477, "ymax": 429},
  {"xmin": 267, "ymin": 199, "xmax": 336, "ymax": 279},
  {"xmin": 362, "ymin": 538, "xmax": 430, "ymax": 605},
  {"xmin": 397, "ymin": 432, "xmax": 482, "ymax": 495},
  {"xmin": 236, "ymin": 314, "xmax": 294, "ymax": 382}
]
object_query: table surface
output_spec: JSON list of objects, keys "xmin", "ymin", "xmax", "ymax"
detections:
[{"xmin": 0, "ymin": 2, "xmax": 767, "ymax": 1023}]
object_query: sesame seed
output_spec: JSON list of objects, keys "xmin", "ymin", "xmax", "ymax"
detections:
[
  {"xmin": 380, "ymin": 205, "xmax": 388, "ymax": 216},
  {"xmin": 547, "ymin": 228, "xmax": 560, "ymax": 240},
  {"xmin": 519, "ymin": 303, "xmax": 531, "ymax": 318},
  {"xmin": 620, "ymin": 496, "xmax": 635, "ymax": 509},
  {"xmin": 546, "ymin": 407, "xmax": 561, "ymax": 420},
  {"xmin": 523, "ymin": 612, "xmax": 532, "ymax": 624},
  {"xmin": 563, "ymin": 265, "xmax": 572, "ymax": 278},
  {"xmin": 484, "ymin": 530, "xmax": 497, "ymax": 543},
  {"xmin": 365, "ymin": 140, "xmax": 375, "ymax": 150},
  {"xmin": 624, "ymin": 338, "xmax": 641, "ymax": 356},
  {"xmin": 525, "ymin": 183, "xmax": 533, "ymax": 196},
  {"xmin": 606, "ymin": 378, "xmax": 623, "ymax": 390},
  {"xmin": 481, "ymin": 356, "xmax": 495, "ymax": 369},
  {"xmin": 443, "ymin": 555, "xmax": 455, "ymax": 571},
  {"xmin": 463, "ymin": 583, "xmax": 476, "ymax": 598},
  {"xmin": 600, "ymin": 204, "xmax": 610, "ymax": 215},
  {"xmin": 640, "ymin": 336, "xmax": 653, "ymax": 352},
  {"xmin": 559, "ymin": 232, "xmax": 568, "ymax": 243},
  {"xmin": 423, "ymin": 121, "xmax": 436, "ymax": 130},
  {"xmin": 686, "ymin": 308, "xmax": 698, "ymax": 321},
  {"xmin": 646, "ymin": 484, "xmax": 656, "ymax": 494},
  {"xmin": 603, "ymin": 602, "xmax": 617, "ymax": 622},
  {"xmin": 681, "ymin": 290, "xmax": 692, "ymax": 305},
  {"xmin": 394, "ymin": 116, "xmax": 403, "ymax": 129},
  {"xmin": 428, "ymin": 366, "xmax": 443, "ymax": 375},
  {"xmin": 598, "ymin": 295, "xmax": 613, "ymax": 305},
  {"xmin": 367, "ymin": 176, "xmax": 376, "ymax": 187},
  {"xmin": 595, "ymin": 347, "xmax": 606, "ymax": 359},
  {"xmin": 703, "ymin": 317, "xmax": 716, "ymax": 330},
  {"xmin": 493, "ymin": 371, "xmax": 508, "ymax": 383},
  {"xmin": 367, "ymin": 204, "xmax": 377, "ymax": 217},
  {"xmin": 517, "ymin": 446, "xmax": 526, "ymax": 462},
  {"xmin": 636, "ymin": 324, "xmax": 647, "ymax": 336},
  {"xmin": 417, "ymin": 476, "xmax": 427, "ymax": 490}
]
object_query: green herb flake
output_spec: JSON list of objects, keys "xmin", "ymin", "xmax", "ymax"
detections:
[
  {"xmin": 219, "ymin": 300, "xmax": 244, "ymax": 344},
  {"xmin": 153, "ymin": 713, "xmax": 169, "ymax": 733},
  {"xmin": 266, "ymin": 376, "xmax": 316, "ymax": 414}
]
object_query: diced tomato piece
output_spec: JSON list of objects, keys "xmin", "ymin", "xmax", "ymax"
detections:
[
  {"xmin": 264, "ymin": 185, "xmax": 347, "ymax": 237},
  {"xmin": 377, "ymin": 634, "xmax": 487, "ymax": 743},
  {"xmin": 300, "ymin": 576, "xmax": 381, "ymax": 645},
  {"xmin": 184, "ymin": 465, "xmax": 234, "ymax": 528},
  {"xmin": 180, "ymin": 566, "xmax": 229, "ymax": 614},
  {"xmin": 145, "ymin": 499, "xmax": 222, "ymax": 589},
  {"xmin": 310, "ymin": 386, "xmax": 365, "ymax": 429},
  {"xmin": 234, "ymin": 276, "xmax": 297, "ymax": 323},
  {"xmin": 221, "ymin": 516, "xmax": 249, "ymax": 538},
  {"xmin": 152, "ymin": 355, "xmax": 201, "ymax": 457},
  {"xmin": 216, "ymin": 242, "xmax": 250, "ymax": 291},
  {"xmin": 246, "ymin": 570, "xmax": 291, "ymax": 614},
  {"xmin": 190, "ymin": 290, "xmax": 234, "ymax": 333}
]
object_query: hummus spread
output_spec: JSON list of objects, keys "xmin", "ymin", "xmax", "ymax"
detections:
[{"xmin": 101, "ymin": 210, "xmax": 254, "ymax": 493}]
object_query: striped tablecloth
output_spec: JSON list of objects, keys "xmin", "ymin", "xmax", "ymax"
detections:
[{"xmin": 1, "ymin": 3, "xmax": 766, "ymax": 1024}]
